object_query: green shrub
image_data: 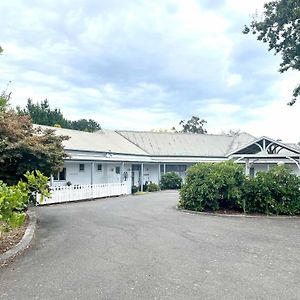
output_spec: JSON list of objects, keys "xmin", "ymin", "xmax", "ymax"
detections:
[
  {"xmin": 131, "ymin": 185, "xmax": 139, "ymax": 194},
  {"xmin": 179, "ymin": 162, "xmax": 300, "ymax": 216},
  {"xmin": 241, "ymin": 166, "xmax": 300, "ymax": 215},
  {"xmin": 0, "ymin": 170, "xmax": 50, "ymax": 230},
  {"xmin": 179, "ymin": 161, "xmax": 245, "ymax": 212},
  {"xmin": 24, "ymin": 170, "xmax": 51, "ymax": 204},
  {"xmin": 160, "ymin": 172, "xmax": 182, "ymax": 190},
  {"xmin": 9, "ymin": 212, "xmax": 26, "ymax": 228},
  {"xmin": 0, "ymin": 181, "xmax": 29, "ymax": 229},
  {"xmin": 147, "ymin": 182, "xmax": 160, "ymax": 192}
]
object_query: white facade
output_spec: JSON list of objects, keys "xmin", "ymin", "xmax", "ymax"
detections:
[{"xmin": 45, "ymin": 126, "xmax": 300, "ymax": 192}]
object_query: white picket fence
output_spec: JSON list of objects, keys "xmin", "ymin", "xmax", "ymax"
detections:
[{"xmin": 37, "ymin": 183, "xmax": 128, "ymax": 205}]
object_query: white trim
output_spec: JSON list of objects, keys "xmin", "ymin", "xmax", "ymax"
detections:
[{"xmin": 227, "ymin": 136, "xmax": 300, "ymax": 157}]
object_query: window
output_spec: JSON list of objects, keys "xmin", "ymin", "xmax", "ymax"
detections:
[
  {"xmin": 53, "ymin": 168, "xmax": 66, "ymax": 181},
  {"xmin": 166, "ymin": 165, "xmax": 187, "ymax": 172},
  {"xmin": 132, "ymin": 164, "xmax": 140, "ymax": 171},
  {"xmin": 115, "ymin": 166, "xmax": 120, "ymax": 174},
  {"xmin": 97, "ymin": 164, "xmax": 102, "ymax": 171},
  {"xmin": 59, "ymin": 168, "xmax": 66, "ymax": 180},
  {"xmin": 79, "ymin": 164, "xmax": 85, "ymax": 171}
]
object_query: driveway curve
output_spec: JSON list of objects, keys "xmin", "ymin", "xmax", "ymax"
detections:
[{"xmin": 0, "ymin": 191, "xmax": 300, "ymax": 299}]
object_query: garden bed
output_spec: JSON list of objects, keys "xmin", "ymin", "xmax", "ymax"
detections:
[{"xmin": 0, "ymin": 215, "xmax": 29, "ymax": 255}]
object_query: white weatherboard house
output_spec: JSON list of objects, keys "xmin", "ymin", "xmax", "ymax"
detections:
[{"xmin": 37, "ymin": 125, "xmax": 300, "ymax": 204}]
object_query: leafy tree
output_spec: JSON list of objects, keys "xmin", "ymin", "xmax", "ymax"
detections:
[
  {"xmin": 17, "ymin": 99, "xmax": 69, "ymax": 128},
  {"xmin": 0, "ymin": 48, "xmax": 67, "ymax": 186},
  {"xmin": 243, "ymin": 0, "xmax": 300, "ymax": 105},
  {"xmin": 179, "ymin": 116, "xmax": 207, "ymax": 134},
  {"xmin": 0, "ymin": 107, "xmax": 68, "ymax": 185},
  {"xmin": 71, "ymin": 119, "xmax": 101, "ymax": 132},
  {"xmin": 17, "ymin": 99, "xmax": 101, "ymax": 132}
]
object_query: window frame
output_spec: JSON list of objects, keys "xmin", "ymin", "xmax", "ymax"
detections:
[{"xmin": 53, "ymin": 167, "xmax": 66, "ymax": 181}]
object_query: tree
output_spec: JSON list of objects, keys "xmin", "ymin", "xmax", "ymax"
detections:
[
  {"xmin": 0, "ymin": 104, "xmax": 69, "ymax": 185},
  {"xmin": 243, "ymin": 0, "xmax": 300, "ymax": 105},
  {"xmin": 17, "ymin": 99, "xmax": 69, "ymax": 128},
  {"xmin": 71, "ymin": 119, "xmax": 101, "ymax": 132},
  {"xmin": 17, "ymin": 99, "xmax": 101, "ymax": 132},
  {"xmin": 178, "ymin": 116, "xmax": 207, "ymax": 134}
]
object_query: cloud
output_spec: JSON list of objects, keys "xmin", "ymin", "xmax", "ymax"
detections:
[{"xmin": 0, "ymin": 0, "xmax": 299, "ymax": 141}]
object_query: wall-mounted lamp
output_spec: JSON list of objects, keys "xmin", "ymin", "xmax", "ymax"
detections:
[{"xmin": 106, "ymin": 149, "xmax": 113, "ymax": 158}]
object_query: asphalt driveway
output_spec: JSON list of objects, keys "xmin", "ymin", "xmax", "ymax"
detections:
[{"xmin": 1, "ymin": 191, "xmax": 300, "ymax": 299}]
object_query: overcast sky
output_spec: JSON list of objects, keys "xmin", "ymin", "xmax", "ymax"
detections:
[{"xmin": 0, "ymin": 0, "xmax": 299, "ymax": 141}]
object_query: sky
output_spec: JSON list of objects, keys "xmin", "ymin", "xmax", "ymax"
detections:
[{"xmin": 0, "ymin": 0, "xmax": 299, "ymax": 141}]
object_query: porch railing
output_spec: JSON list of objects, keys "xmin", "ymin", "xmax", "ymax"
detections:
[{"xmin": 37, "ymin": 183, "xmax": 128, "ymax": 205}]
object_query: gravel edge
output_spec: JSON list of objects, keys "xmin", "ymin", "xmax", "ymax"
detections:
[{"xmin": 0, "ymin": 210, "xmax": 37, "ymax": 267}]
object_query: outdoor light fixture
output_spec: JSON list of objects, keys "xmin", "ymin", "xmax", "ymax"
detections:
[{"xmin": 106, "ymin": 149, "xmax": 113, "ymax": 158}]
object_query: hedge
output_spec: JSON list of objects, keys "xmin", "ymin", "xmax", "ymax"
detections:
[
  {"xmin": 179, "ymin": 162, "xmax": 300, "ymax": 215},
  {"xmin": 242, "ymin": 166, "xmax": 300, "ymax": 215},
  {"xmin": 160, "ymin": 172, "xmax": 182, "ymax": 190},
  {"xmin": 179, "ymin": 161, "xmax": 244, "ymax": 212}
]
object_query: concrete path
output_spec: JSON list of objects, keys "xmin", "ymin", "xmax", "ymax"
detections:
[{"xmin": 1, "ymin": 191, "xmax": 300, "ymax": 299}]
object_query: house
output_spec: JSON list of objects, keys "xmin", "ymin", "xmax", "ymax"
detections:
[{"xmin": 39, "ymin": 125, "xmax": 300, "ymax": 194}]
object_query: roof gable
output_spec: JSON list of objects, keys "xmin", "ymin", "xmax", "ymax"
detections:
[{"xmin": 227, "ymin": 136, "xmax": 300, "ymax": 157}]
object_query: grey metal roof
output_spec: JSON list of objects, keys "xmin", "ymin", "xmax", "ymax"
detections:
[
  {"xmin": 286, "ymin": 143, "xmax": 300, "ymax": 151},
  {"xmin": 34, "ymin": 125, "xmax": 148, "ymax": 156},
  {"xmin": 117, "ymin": 131, "xmax": 256, "ymax": 157},
  {"xmin": 226, "ymin": 132, "xmax": 257, "ymax": 154},
  {"xmin": 39, "ymin": 125, "xmax": 300, "ymax": 159}
]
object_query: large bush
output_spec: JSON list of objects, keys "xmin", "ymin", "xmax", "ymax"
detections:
[
  {"xmin": 0, "ymin": 171, "xmax": 50, "ymax": 230},
  {"xmin": 160, "ymin": 172, "xmax": 182, "ymax": 190},
  {"xmin": 242, "ymin": 166, "xmax": 300, "ymax": 215},
  {"xmin": 179, "ymin": 162, "xmax": 300, "ymax": 215},
  {"xmin": 179, "ymin": 161, "xmax": 244, "ymax": 211}
]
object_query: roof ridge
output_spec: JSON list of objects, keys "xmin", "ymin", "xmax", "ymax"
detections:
[
  {"xmin": 117, "ymin": 130, "xmax": 235, "ymax": 138},
  {"xmin": 115, "ymin": 131, "xmax": 151, "ymax": 155}
]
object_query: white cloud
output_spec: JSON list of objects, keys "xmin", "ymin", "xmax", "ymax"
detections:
[
  {"xmin": 237, "ymin": 71, "xmax": 300, "ymax": 141},
  {"xmin": 226, "ymin": 73, "xmax": 242, "ymax": 87},
  {"xmin": 0, "ymin": 0, "xmax": 299, "ymax": 142},
  {"xmin": 225, "ymin": 0, "xmax": 266, "ymax": 15}
]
